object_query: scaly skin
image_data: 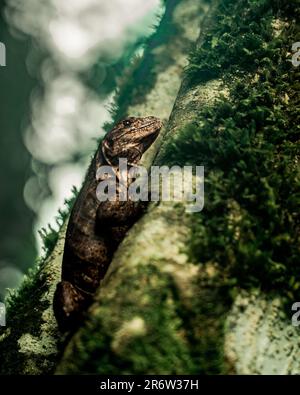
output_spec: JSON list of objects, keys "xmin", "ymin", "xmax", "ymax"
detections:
[{"xmin": 53, "ymin": 116, "xmax": 162, "ymax": 331}]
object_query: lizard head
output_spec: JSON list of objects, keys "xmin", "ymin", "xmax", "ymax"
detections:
[{"xmin": 102, "ymin": 116, "xmax": 162, "ymax": 166}]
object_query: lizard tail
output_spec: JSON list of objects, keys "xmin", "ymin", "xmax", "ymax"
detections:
[{"xmin": 53, "ymin": 281, "xmax": 92, "ymax": 332}]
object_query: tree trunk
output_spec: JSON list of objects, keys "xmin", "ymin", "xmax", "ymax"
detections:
[
  {"xmin": 0, "ymin": 0, "xmax": 209, "ymax": 375},
  {"xmin": 1, "ymin": 0, "xmax": 299, "ymax": 375},
  {"xmin": 57, "ymin": 0, "xmax": 300, "ymax": 374}
]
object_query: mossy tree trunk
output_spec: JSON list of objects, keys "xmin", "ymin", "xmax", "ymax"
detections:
[
  {"xmin": 0, "ymin": 0, "xmax": 209, "ymax": 375},
  {"xmin": 57, "ymin": 0, "xmax": 300, "ymax": 374},
  {"xmin": 1, "ymin": 0, "xmax": 299, "ymax": 375}
]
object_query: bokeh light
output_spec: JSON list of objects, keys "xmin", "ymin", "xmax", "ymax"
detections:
[{"xmin": 5, "ymin": 0, "xmax": 162, "ymax": 255}]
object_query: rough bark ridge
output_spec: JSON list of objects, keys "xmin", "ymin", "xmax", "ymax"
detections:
[{"xmin": 0, "ymin": 0, "xmax": 208, "ymax": 374}]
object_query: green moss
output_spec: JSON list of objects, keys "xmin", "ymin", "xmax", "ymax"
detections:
[
  {"xmin": 186, "ymin": 0, "xmax": 298, "ymax": 83},
  {"xmin": 4, "ymin": 0, "xmax": 299, "ymax": 375},
  {"xmin": 0, "ymin": 259, "xmax": 51, "ymax": 373},
  {"xmin": 5, "ymin": 186, "xmax": 77, "ymax": 312},
  {"xmin": 0, "ymin": 187, "xmax": 79, "ymax": 374},
  {"xmin": 59, "ymin": 261, "xmax": 231, "ymax": 374},
  {"xmin": 163, "ymin": 0, "xmax": 300, "ymax": 310},
  {"xmin": 63, "ymin": 0, "xmax": 300, "ymax": 374},
  {"xmin": 38, "ymin": 187, "xmax": 78, "ymax": 258},
  {"xmin": 175, "ymin": 268, "xmax": 232, "ymax": 374},
  {"xmin": 59, "ymin": 265, "xmax": 198, "ymax": 374}
]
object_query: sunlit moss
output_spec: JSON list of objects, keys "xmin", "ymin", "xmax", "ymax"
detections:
[{"xmin": 186, "ymin": 0, "xmax": 297, "ymax": 83}]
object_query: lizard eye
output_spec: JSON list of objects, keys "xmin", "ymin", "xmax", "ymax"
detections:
[{"xmin": 124, "ymin": 119, "xmax": 132, "ymax": 126}]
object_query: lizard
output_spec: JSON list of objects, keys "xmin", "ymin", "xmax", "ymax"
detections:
[{"xmin": 53, "ymin": 116, "xmax": 162, "ymax": 331}]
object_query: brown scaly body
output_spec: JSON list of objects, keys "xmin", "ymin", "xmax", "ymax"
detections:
[{"xmin": 53, "ymin": 116, "xmax": 162, "ymax": 331}]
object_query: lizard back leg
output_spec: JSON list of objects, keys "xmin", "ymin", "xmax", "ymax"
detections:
[{"xmin": 53, "ymin": 280, "xmax": 92, "ymax": 332}]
